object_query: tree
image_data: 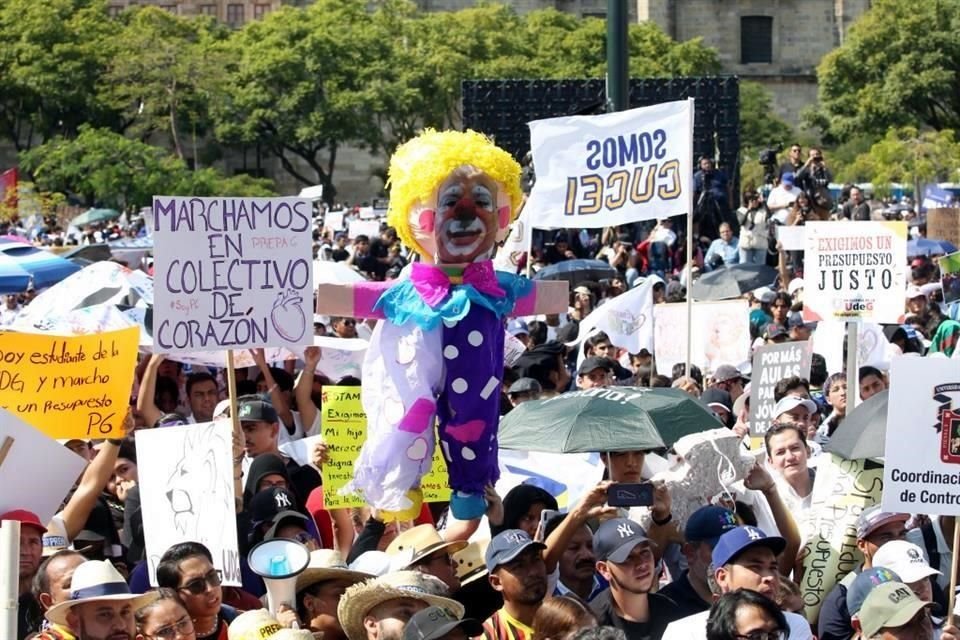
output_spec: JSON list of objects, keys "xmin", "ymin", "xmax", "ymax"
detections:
[
  {"xmin": 20, "ymin": 126, "xmax": 273, "ymax": 210},
  {"xmin": 815, "ymin": 0, "xmax": 960, "ymax": 142},
  {"xmin": 738, "ymin": 81, "xmax": 795, "ymax": 188},
  {"xmin": 838, "ymin": 126, "xmax": 960, "ymax": 197}
]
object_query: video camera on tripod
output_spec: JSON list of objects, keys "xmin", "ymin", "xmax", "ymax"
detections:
[{"xmin": 759, "ymin": 144, "xmax": 782, "ymax": 186}]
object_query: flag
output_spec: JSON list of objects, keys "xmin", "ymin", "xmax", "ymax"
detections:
[{"xmin": 572, "ymin": 278, "xmax": 654, "ymax": 354}]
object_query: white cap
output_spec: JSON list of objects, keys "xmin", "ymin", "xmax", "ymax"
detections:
[
  {"xmin": 348, "ymin": 551, "xmax": 395, "ymax": 577},
  {"xmin": 905, "ymin": 284, "xmax": 927, "ymax": 300},
  {"xmin": 872, "ymin": 540, "xmax": 941, "ymax": 583},
  {"xmin": 773, "ymin": 395, "xmax": 817, "ymax": 419},
  {"xmin": 787, "ymin": 278, "xmax": 805, "ymax": 295},
  {"xmin": 752, "ymin": 286, "xmax": 776, "ymax": 304}
]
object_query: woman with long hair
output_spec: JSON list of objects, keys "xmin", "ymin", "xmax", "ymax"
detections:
[{"xmin": 532, "ymin": 596, "xmax": 598, "ymax": 640}]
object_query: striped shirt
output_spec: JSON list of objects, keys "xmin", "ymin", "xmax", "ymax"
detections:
[{"xmin": 482, "ymin": 608, "xmax": 534, "ymax": 640}]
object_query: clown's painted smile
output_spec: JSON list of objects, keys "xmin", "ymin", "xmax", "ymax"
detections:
[{"xmin": 434, "ymin": 172, "xmax": 499, "ymax": 263}]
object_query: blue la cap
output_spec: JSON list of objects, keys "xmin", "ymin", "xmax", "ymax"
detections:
[
  {"xmin": 846, "ymin": 566, "xmax": 902, "ymax": 615},
  {"xmin": 484, "ymin": 529, "xmax": 545, "ymax": 572},
  {"xmin": 593, "ymin": 517, "xmax": 652, "ymax": 563},
  {"xmin": 685, "ymin": 506, "xmax": 738, "ymax": 547},
  {"xmin": 711, "ymin": 526, "xmax": 786, "ymax": 568}
]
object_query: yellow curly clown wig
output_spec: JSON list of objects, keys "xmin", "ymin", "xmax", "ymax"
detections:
[{"xmin": 386, "ymin": 129, "xmax": 523, "ymax": 260}]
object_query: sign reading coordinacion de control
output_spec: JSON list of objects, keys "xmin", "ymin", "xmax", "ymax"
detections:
[
  {"xmin": 882, "ymin": 356, "xmax": 960, "ymax": 515},
  {"xmin": 803, "ymin": 221, "xmax": 907, "ymax": 323},
  {"xmin": 0, "ymin": 327, "xmax": 139, "ymax": 438},
  {"xmin": 152, "ymin": 196, "xmax": 314, "ymax": 353}
]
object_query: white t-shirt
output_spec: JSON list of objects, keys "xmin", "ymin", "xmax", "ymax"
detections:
[{"xmin": 662, "ymin": 608, "xmax": 813, "ymax": 640}]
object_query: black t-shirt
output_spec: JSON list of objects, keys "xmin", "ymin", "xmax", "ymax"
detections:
[
  {"xmin": 600, "ymin": 593, "xmax": 683, "ymax": 640},
  {"xmin": 331, "ymin": 247, "xmax": 349, "ymax": 262},
  {"xmin": 657, "ymin": 571, "xmax": 709, "ymax": 618}
]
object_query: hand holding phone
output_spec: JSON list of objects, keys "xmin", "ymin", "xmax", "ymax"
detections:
[{"xmin": 606, "ymin": 482, "xmax": 655, "ymax": 508}]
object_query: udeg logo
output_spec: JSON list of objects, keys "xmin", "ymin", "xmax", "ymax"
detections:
[{"xmin": 831, "ymin": 297, "xmax": 875, "ymax": 316}]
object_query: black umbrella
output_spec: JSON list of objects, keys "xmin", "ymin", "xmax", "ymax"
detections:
[
  {"xmin": 824, "ymin": 390, "xmax": 887, "ymax": 460},
  {"xmin": 533, "ymin": 259, "xmax": 616, "ymax": 287},
  {"xmin": 691, "ymin": 264, "xmax": 778, "ymax": 300}
]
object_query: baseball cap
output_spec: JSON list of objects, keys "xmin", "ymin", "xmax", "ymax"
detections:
[
  {"xmin": 507, "ymin": 378, "xmax": 542, "ymax": 396},
  {"xmin": 573, "ymin": 285, "xmax": 592, "ymax": 296},
  {"xmin": 700, "ymin": 388, "xmax": 733, "ymax": 414},
  {"xmin": 872, "ymin": 541, "xmax": 941, "ymax": 583},
  {"xmin": 711, "ymin": 526, "xmax": 786, "ymax": 568},
  {"xmin": 773, "ymin": 395, "xmax": 817, "ymax": 419},
  {"xmin": 787, "ymin": 278, "xmax": 805, "ymax": 295},
  {"xmin": 237, "ymin": 396, "xmax": 279, "ymax": 423},
  {"xmin": 856, "ymin": 581, "xmax": 931, "ymax": 638},
  {"xmin": 781, "ymin": 172, "xmax": 795, "ymax": 185},
  {"xmin": 593, "ymin": 518, "xmax": 652, "ymax": 564},
  {"xmin": 249, "ymin": 488, "xmax": 309, "ymax": 541},
  {"xmin": 484, "ymin": 529, "xmax": 545, "ymax": 572},
  {"xmin": 753, "ymin": 287, "xmax": 776, "ymax": 304},
  {"xmin": 763, "ymin": 324, "xmax": 788, "ymax": 341},
  {"xmin": 507, "ymin": 319, "xmax": 530, "ymax": 337},
  {"xmin": 577, "ymin": 356, "xmax": 613, "ymax": 376},
  {"xmin": 0, "ymin": 509, "xmax": 47, "ymax": 534},
  {"xmin": 713, "ymin": 364, "xmax": 748, "ymax": 383},
  {"xmin": 403, "ymin": 606, "xmax": 483, "ymax": 640},
  {"xmin": 905, "ymin": 285, "xmax": 926, "ymax": 300},
  {"xmin": 846, "ymin": 567, "xmax": 902, "ymax": 615},
  {"xmin": 684, "ymin": 506, "xmax": 739, "ymax": 547},
  {"xmin": 787, "ymin": 312, "xmax": 815, "ymax": 330},
  {"xmin": 856, "ymin": 506, "xmax": 909, "ymax": 540}
]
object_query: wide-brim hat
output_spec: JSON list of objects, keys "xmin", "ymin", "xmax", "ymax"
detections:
[
  {"xmin": 385, "ymin": 524, "xmax": 468, "ymax": 567},
  {"xmin": 46, "ymin": 560, "xmax": 159, "ymax": 625},
  {"xmin": 338, "ymin": 571, "xmax": 465, "ymax": 640},
  {"xmin": 452, "ymin": 540, "xmax": 489, "ymax": 586},
  {"xmin": 296, "ymin": 549, "xmax": 373, "ymax": 593}
]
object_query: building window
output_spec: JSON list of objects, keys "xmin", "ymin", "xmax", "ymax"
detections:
[
  {"xmin": 199, "ymin": 4, "xmax": 217, "ymax": 16},
  {"xmin": 253, "ymin": 4, "xmax": 271, "ymax": 19},
  {"xmin": 740, "ymin": 16, "xmax": 773, "ymax": 64},
  {"xmin": 226, "ymin": 3, "xmax": 245, "ymax": 28},
  {"xmin": 160, "ymin": 4, "xmax": 176, "ymax": 13},
  {"xmin": 107, "ymin": 4, "xmax": 124, "ymax": 16}
]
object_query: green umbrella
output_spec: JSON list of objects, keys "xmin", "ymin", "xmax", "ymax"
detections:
[
  {"xmin": 498, "ymin": 387, "xmax": 723, "ymax": 453},
  {"xmin": 70, "ymin": 208, "xmax": 121, "ymax": 227}
]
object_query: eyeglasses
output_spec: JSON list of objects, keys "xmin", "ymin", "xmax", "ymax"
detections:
[
  {"xmin": 178, "ymin": 569, "xmax": 222, "ymax": 595},
  {"xmin": 145, "ymin": 616, "xmax": 194, "ymax": 640},
  {"xmin": 736, "ymin": 631, "xmax": 785, "ymax": 640}
]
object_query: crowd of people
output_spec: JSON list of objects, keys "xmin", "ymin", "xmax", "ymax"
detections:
[{"xmin": 3, "ymin": 142, "xmax": 960, "ymax": 640}]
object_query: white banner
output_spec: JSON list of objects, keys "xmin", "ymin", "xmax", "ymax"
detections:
[
  {"xmin": 653, "ymin": 300, "xmax": 751, "ymax": 374},
  {"xmin": 882, "ymin": 356, "xmax": 960, "ymax": 515},
  {"xmin": 137, "ymin": 421, "xmax": 241, "ymax": 586},
  {"xmin": 803, "ymin": 221, "xmax": 908, "ymax": 323},
  {"xmin": 524, "ymin": 99, "xmax": 693, "ymax": 229},
  {"xmin": 575, "ymin": 278, "xmax": 654, "ymax": 354},
  {"xmin": 152, "ymin": 196, "xmax": 314, "ymax": 353}
]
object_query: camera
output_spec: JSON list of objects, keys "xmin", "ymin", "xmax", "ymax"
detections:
[{"xmin": 759, "ymin": 144, "xmax": 782, "ymax": 186}]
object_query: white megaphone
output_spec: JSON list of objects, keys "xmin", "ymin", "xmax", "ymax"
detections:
[{"xmin": 247, "ymin": 538, "xmax": 311, "ymax": 614}]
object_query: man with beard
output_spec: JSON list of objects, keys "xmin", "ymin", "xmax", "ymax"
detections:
[
  {"xmin": 43, "ymin": 560, "xmax": 158, "ymax": 640},
  {"xmin": 481, "ymin": 529, "xmax": 548, "ymax": 640},
  {"xmin": 593, "ymin": 518, "xmax": 682, "ymax": 640}
]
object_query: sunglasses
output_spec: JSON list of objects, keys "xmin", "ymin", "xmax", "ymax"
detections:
[
  {"xmin": 146, "ymin": 616, "xmax": 194, "ymax": 640},
  {"xmin": 178, "ymin": 569, "xmax": 222, "ymax": 595}
]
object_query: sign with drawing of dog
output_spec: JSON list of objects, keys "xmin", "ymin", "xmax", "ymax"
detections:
[{"xmin": 137, "ymin": 420, "xmax": 241, "ymax": 586}]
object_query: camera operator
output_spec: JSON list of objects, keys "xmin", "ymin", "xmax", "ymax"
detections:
[
  {"xmin": 778, "ymin": 144, "xmax": 803, "ymax": 182},
  {"xmin": 840, "ymin": 186, "xmax": 872, "ymax": 221},
  {"xmin": 694, "ymin": 156, "xmax": 735, "ymax": 239},
  {"xmin": 795, "ymin": 148, "xmax": 834, "ymax": 212},
  {"xmin": 736, "ymin": 191, "xmax": 771, "ymax": 266}
]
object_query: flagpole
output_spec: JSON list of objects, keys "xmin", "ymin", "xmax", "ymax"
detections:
[{"xmin": 685, "ymin": 97, "xmax": 695, "ymax": 379}]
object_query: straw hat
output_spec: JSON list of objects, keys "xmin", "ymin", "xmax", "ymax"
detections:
[
  {"xmin": 452, "ymin": 540, "xmax": 489, "ymax": 586},
  {"xmin": 296, "ymin": 549, "xmax": 373, "ymax": 593},
  {"xmin": 385, "ymin": 525, "xmax": 467, "ymax": 567},
  {"xmin": 45, "ymin": 560, "xmax": 159, "ymax": 625},
  {"xmin": 227, "ymin": 609, "xmax": 285, "ymax": 640},
  {"xmin": 337, "ymin": 571, "xmax": 465, "ymax": 640}
]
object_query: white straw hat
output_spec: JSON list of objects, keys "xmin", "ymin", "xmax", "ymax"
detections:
[{"xmin": 45, "ymin": 560, "xmax": 159, "ymax": 625}]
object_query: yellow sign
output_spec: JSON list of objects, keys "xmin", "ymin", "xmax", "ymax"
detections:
[
  {"xmin": 320, "ymin": 386, "xmax": 450, "ymax": 509},
  {"xmin": 0, "ymin": 327, "xmax": 139, "ymax": 438}
]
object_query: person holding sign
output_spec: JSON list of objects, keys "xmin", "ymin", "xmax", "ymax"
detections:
[{"xmin": 315, "ymin": 130, "xmax": 567, "ymax": 521}]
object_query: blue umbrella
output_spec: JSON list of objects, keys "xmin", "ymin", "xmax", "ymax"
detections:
[
  {"xmin": 532, "ymin": 259, "xmax": 617, "ymax": 286},
  {"xmin": 0, "ymin": 240, "xmax": 81, "ymax": 290},
  {"xmin": 908, "ymin": 237, "xmax": 957, "ymax": 257},
  {"xmin": 0, "ymin": 253, "xmax": 33, "ymax": 294}
]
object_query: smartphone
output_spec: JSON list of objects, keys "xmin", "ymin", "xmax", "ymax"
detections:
[
  {"xmin": 536, "ymin": 509, "xmax": 561, "ymax": 542},
  {"xmin": 606, "ymin": 482, "xmax": 655, "ymax": 508}
]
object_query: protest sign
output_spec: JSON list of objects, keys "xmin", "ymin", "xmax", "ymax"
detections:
[
  {"xmin": 325, "ymin": 210, "xmax": 344, "ymax": 231},
  {"xmin": 927, "ymin": 208, "xmax": 960, "ymax": 247},
  {"xmin": 653, "ymin": 300, "xmax": 750, "ymax": 373},
  {"xmin": 524, "ymin": 100, "xmax": 693, "ymax": 229},
  {"xmin": 152, "ymin": 196, "xmax": 314, "ymax": 353},
  {"xmin": 0, "ymin": 327, "xmax": 138, "ymax": 438},
  {"xmin": 575, "ymin": 278, "xmax": 654, "ymax": 354},
  {"xmin": 800, "ymin": 453, "xmax": 884, "ymax": 623},
  {"xmin": 493, "ymin": 203, "xmax": 532, "ymax": 273},
  {"xmin": 0, "ymin": 408, "xmax": 87, "ymax": 524},
  {"xmin": 137, "ymin": 421, "xmax": 241, "ymax": 587},
  {"xmin": 748, "ymin": 341, "xmax": 813, "ymax": 436},
  {"xmin": 777, "ymin": 225, "xmax": 805, "ymax": 251},
  {"xmin": 803, "ymin": 221, "xmax": 907, "ymax": 323},
  {"xmin": 939, "ymin": 251, "xmax": 960, "ymax": 305},
  {"xmin": 319, "ymin": 386, "xmax": 449, "ymax": 509},
  {"xmin": 882, "ymin": 356, "xmax": 960, "ymax": 515},
  {"xmin": 811, "ymin": 319, "xmax": 896, "ymax": 375},
  {"xmin": 348, "ymin": 219, "xmax": 380, "ymax": 240},
  {"xmin": 922, "ymin": 186, "xmax": 954, "ymax": 212}
]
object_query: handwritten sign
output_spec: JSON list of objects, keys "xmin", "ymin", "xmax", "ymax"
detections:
[
  {"xmin": 652, "ymin": 300, "xmax": 750, "ymax": 374},
  {"xmin": 748, "ymin": 340, "xmax": 813, "ymax": 436},
  {"xmin": 152, "ymin": 196, "xmax": 314, "ymax": 353},
  {"xmin": 927, "ymin": 208, "xmax": 960, "ymax": 247},
  {"xmin": 803, "ymin": 221, "xmax": 907, "ymax": 323},
  {"xmin": 0, "ymin": 327, "xmax": 138, "ymax": 438},
  {"xmin": 320, "ymin": 386, "xmax": 449, "ymax": 509}
]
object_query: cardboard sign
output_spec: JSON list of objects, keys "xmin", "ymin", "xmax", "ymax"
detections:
[
  {"xmin": 524, "ymin": 99, "xmax": 693, "ymax": 229},
  {"xmin": 777, "ymin": 225, "xmax": 806, "ymax": 251},
  {"xmin": 0, "ymin": 408, "xmax": 87, "ymax": 524},
  {"xmin": 137, "ymin": 421, "xmax": 241, "ymax": 586},
  {"xmin": 652, "ymin": 300, "xmax": 751, "ymax": 374},
  {"xmin": 325, "ymin": 210, "xmax": 344, "ymax": 231},
  {"xmin": 348, "ymin": 219, "xmax": 380, "ymax": 240},
  {"xmin": 939, "ymin": 251, "xmax": 960, "ymax": 305},
  {"xmin": 748, "ymin": 341, "xmax": 813, "ymax": 436},
  {"xmin": 319, "ymin": 386, "xmax": 450, "ymax": 509},
  {"xmin": 0, "ymin": 327, "xmax": 138, "ymax": 438},
  {"xmin": 152, "ymin": 196, "xmax": 314, "ymax": 353},
  {"xmin": 927, "ymin": 208, "xmax": 960, "ymax": 247},
  {"xmin": 803, "ymin": 221, "xmax": 907, "ymax": 323},
  {"xmin": 882, "ymin": 356, "xmax": 960, "ymax": 515}
]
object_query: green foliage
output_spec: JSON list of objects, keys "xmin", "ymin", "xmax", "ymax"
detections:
[
  {"xmin": 837, "ymin": 127, "xmax": 960, "ymax": 196},
  {"xmin": 737, "ymin": 82, "xmax": 794, "ymax": 188},
  {"xmin": 815, "ymin": 0, "xmax": 960, "ymax": 142}
]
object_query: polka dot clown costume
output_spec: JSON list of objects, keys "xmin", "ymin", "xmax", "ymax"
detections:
[{"xmin": 316, "ymin": 130, "xmax": 568, "ymax": 521}]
